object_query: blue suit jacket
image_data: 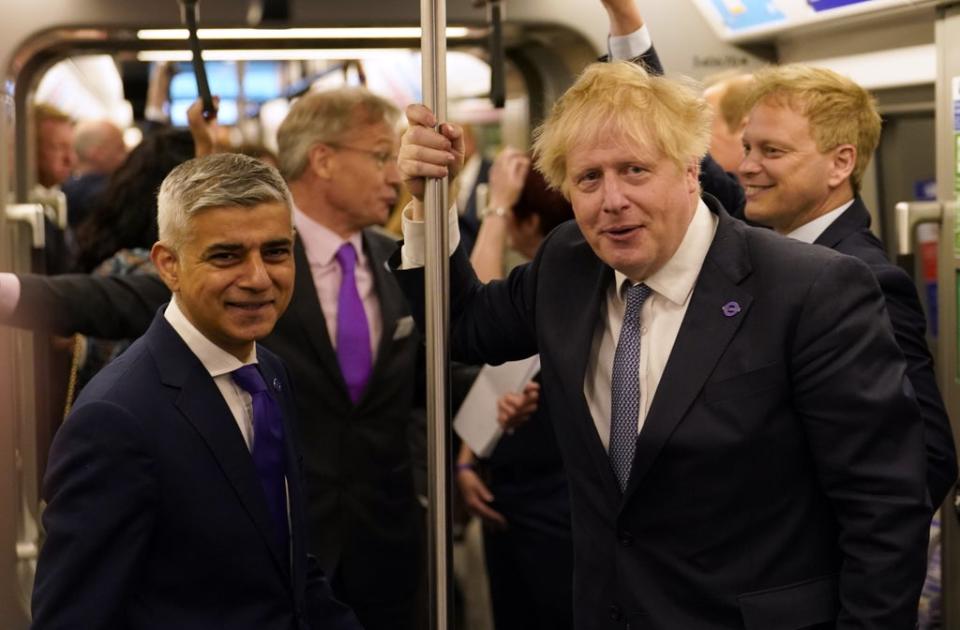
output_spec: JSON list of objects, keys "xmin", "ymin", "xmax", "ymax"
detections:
[
  {"xmin": 31, "ymin": 309, "xmax": 362, "ymax": 630},
  {"xmin": 394, "ymin": 196, "xmax": 930, "ymax": 629}
]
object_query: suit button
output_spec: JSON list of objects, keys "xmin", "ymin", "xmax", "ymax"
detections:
[
  {"xmin": 618, "ymin": 529, "xmax": 634, "ymax": 547},
  {"xmin": 609, "ymin": 604, "xmax": 624, "ymax": 622}
]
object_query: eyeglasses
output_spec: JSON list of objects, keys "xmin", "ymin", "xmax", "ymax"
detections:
[{"xmin": 328, "ymin": 144, "xmax": 398, "ymax": 169}]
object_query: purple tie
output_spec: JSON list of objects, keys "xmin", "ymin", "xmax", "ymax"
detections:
[
  {"xmin": 231, "ymin": 364, "xmax": 289, "ymax": 555},
  {"xmin": 335, "ymin": 242, "xmax": 372, "ymax": 403}
]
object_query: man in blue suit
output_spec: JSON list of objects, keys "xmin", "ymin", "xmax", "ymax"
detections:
[
  {"xmin": 737, "ymin": 64, "xmax": 957, "ymax": 509},
  {"xmin": 395, "ymin": 62, "xmax": 930, "ymax": 628},
  {"xmin": 31, "ymin": 153, "xmax": 362, "ymax": 630}
]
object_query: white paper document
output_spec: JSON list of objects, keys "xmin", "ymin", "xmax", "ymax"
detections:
[{"xmin": 454, "ymin": 355, "xmax": 541, "ymax": 458}]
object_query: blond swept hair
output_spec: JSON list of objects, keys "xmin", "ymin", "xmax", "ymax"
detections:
[
  {"xmin": 533, "ymin": 61, "xmax": 712, "ymax": 195},
  {"xmin": 276, "ymin": 87, "xmax": 400, "ymax": 181},
  {"xmin": 744, "ymin": 64, "xmax": 881, "ymax": 192}
]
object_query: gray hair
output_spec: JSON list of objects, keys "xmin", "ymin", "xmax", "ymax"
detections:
[
  {"xmin": 276, "ymin": 87, "xmax": 401, "ymax": 181},
  {"xmin": 157, "ymin": 153, "xmax": 293, "ymax": 249}
]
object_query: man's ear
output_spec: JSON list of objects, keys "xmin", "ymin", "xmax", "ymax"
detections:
[
  {"xmin": 685, "ymin": 158, "xmax": 701, "ymax": 194},
  {"xmin": 829, "ymin": 144, "xmax": 857, "ymax": 188},
  {"xmin": 151, "ymin": 241, "xmax": 181, "ymax": 292},
  {"xmin": 307, "ymin": 143, "xmax": 336, "ymax": 180}
]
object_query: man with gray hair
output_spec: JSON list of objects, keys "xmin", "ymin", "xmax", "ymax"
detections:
[
  {"xmin": 3, "ymin": 88, "xmax": 426, "ymax": 630},
  {"xmin": 31, "ymin": 153, "xmax": 362, "ymax": 630},
  {"xmin": 263, "ymin": 87, "xmax": 425, "ymax": 630}
]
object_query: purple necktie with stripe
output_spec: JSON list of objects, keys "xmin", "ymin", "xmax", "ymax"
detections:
[
  {"xmin": 231, "ymin": 364, "xmax": 289, "ymax": 555},
  {"xmin": 335, "ymin": 242, "xmax": 372, "ymax": 403}
]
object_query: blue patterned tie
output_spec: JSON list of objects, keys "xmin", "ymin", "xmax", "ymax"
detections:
[
  {"xmin": 610, "ymin": 283, "xmax": 653, "ymax": 493},
  {"xmin": 231, "ymin": 364, "xmax": 289, "ymax": 555}
]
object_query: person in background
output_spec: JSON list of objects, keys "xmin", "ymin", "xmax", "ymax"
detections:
[
  {"xmin": 33, "ymin": 103, "xmax": 76, "ymax": 274},
  {"xmin": 455, "ymin": 147, "xmax": 575, "ymax": 630},
  {"xmin": 62, "ymin": 119, "xmax": 128, "ymax": 231},
  {"xmin": 68, "ymin": 129, "xmax": 195, "ymax": 392},
  {"xmin": 702, "ymin": 71, "xmax": 754, "ymax": 177},
  {"xmin": 73, "ymin": 129, "xmax": 194, "ymax": 274},
  {"xmin": 31, "ymin": 153, "xmax": 362, "ymax": 630}
]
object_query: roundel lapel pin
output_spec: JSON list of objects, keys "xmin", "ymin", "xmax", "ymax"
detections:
[
  {"xmin": 722, "ymin": 301, "xmax": 741, "ymax": 318},
  {"xmin": 273, "ymin": 377, "xmax": 283, "ymax": 392}
]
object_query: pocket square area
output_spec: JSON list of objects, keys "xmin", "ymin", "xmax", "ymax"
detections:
[{"xmin": 393, "ymin": 316, "xmax": 415, "ymax": 340}]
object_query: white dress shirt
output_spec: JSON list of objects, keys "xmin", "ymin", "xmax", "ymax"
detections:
[
  {"xmin": 585, "ymin": 201, "xmax": 717, "ymax": 448},
  {"xmin": 294, "ymin": 206, "xmax": 381, "ymax": 360},
  {"xmin": 401, "ymin": 199, "xmax": 717, "ymax": 451},
  {"xmin": 165, "ymin": 297, "xmax": 292, "ymax": 542},
  {"xmin": 608, "ymin": 25, "xmax": 652, "ymax": 61},
  {"xmin": 164, "ymin": 297, "xmax": 258, "ymax": 450},
  {"xmin": 785, "ymin": 200, "xmax": 854, "ymax": 244}
]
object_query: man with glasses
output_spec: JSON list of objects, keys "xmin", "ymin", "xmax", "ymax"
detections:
[{"xmin": 268, "ymin": 88, "xmax": 425, "ymax": 630}]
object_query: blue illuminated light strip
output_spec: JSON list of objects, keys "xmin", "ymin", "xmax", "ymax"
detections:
[{"xmin": 808, "ymin": 0, "xmax": 875, "ymax": 11}]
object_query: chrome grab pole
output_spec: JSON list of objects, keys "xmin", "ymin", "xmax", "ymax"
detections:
[{"xmin": 420, "ymin": 1, "xmax": 453, "ymax": 629}]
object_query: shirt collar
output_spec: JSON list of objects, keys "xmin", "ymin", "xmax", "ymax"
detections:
[
  {"xmin": 613, "ymin": 198, "xmax": 718, "ymax": 307},
  {"xmin": 163, "ymin": 297, "xmax": 256, "ymax": 378},
  {"xmin": 293, "ymin": 204, "xmax": 365, "ymax": 268},
  {"xmin": 785, "ymin": 199, "xmax": 854, "ymax": 244}
]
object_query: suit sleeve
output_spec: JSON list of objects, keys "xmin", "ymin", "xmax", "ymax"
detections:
[
  {"xmin": 392, "ymin": 239, "xmax": 541, "ymax": 367},
  {"xmin": 7, "ymin": 273, "xmax": 168, "ymax": 338},
  {"xmin": 790, "ymin": 255, "xmax": 930, "ymax": 629},
  {"xmin": 874, "ymin": 264, "xmax": 958, "ymax": 507},
  {"xmin": 32, "ymin": 400, "xmax": 157, "ymax": 630},
  {"xmin": 305, "ymin": 555, "xmax": 365, "ymax": 630}
]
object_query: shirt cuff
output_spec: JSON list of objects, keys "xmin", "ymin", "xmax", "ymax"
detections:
[
  {"xmin": 400, "ymin": 201, "xmax": 461, "ymax": 269},
  {"xmin": 608, "ymin": 25, "xmax": 652, "ymax": 61},
  {"xmin": 0, "ymin": 273, "xmax": 21, "ymax": 320}
]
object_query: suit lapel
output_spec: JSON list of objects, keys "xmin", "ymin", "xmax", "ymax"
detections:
[
  {"xmin": 362, "ymin": 229, "xmax": 406, "ymax": 396},
  {"xmin": 147, "ymin": 314, "xmax": 290, "ymax": 578},
  {"xmin": 623, "ymin": 209, "xmax": 754, "ymax": 502},
  {"xmin": 552, "ymin": 241, "xmax": 623, "ymax": 501},
  {"xmin": 290, "ymin": 236, "xmax": 350, "ymax": 397}
]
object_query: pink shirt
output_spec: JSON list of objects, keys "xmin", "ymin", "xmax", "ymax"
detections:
[{"xmin": 294, "ymin": 207, "xmax": 381, "ymax": 362}]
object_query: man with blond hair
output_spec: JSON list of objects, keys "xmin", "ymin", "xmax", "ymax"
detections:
[
  {"xmin": 739, "ymin": 65, "xmax": 956, "ymax": 510},
  {"xmin": 395, "ymin": 60, "xmax": 929, "ymax": 628}
]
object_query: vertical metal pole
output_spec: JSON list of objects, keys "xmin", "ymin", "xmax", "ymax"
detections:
[{"xmin": 420, "ymin": 2, "xmax": 453, "ymax": 630}]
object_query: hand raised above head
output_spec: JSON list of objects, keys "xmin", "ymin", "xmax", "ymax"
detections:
[
  {"xmin": 599, "ymin": 0, "xmax": 644, "ymax": 36},
  {"xmin": 399, "ymin": 104, "xmax": 465, "ymax": 205},
  {"xmin": 488, "ymin": 147, "xmax": 531, "ymax": 211},
  {"xmin": 187, "ymin": 96, "xmax": 221, "ymax": 157}
]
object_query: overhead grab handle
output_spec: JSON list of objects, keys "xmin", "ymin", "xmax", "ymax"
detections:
[{"xmin": 179, "ymin": 0, "xmax": 217, "ymax": 120}]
